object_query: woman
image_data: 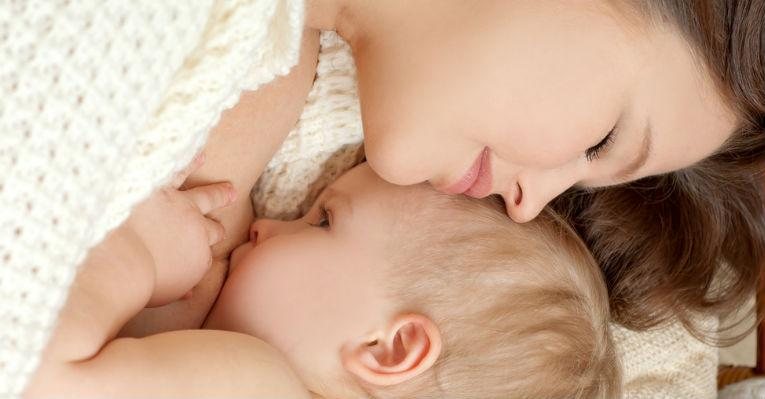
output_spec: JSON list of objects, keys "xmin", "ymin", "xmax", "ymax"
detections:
[
  {"xmin": 4, "ymin": 0, "xmax": 763, "ymax": 395},
  {"xmin": 306, "ymin": 0, "xmax": 765, "ymax": 337},
  {"xmin": 190, "ymin": 0, "xmax": 765, "ymax": 336}
]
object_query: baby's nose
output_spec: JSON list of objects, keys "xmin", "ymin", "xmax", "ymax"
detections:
[
  {"xmin": 249, "ymin": 224, "xmax": 258, "ymax": 243},
  {"xmin": 249, "ymin": 218, "xmax": 296, "ymax": 245}
]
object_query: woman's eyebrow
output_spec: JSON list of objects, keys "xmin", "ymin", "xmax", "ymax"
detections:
[{"xmin": 615, "ymin": 123, "xmax": 652, "ymax": 181}]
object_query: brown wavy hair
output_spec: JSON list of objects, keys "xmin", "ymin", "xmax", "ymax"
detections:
[{"xmin": 552, "ymin": 0, "xmax": 765, "ymax": 342}]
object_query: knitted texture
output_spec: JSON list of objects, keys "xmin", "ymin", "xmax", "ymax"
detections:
[
  {"xmin": 0, "ymin": 1, "xmax": 303, "ymax": 396},
  {"xmin": 613, "ymin": 320, "xmax": 718, "ymax": 399},
  {"xmin": 253, "ymin": 31, "xmax": 363, "ymax": 220},
  {"xmin": 254, "ymin": 32, "xmax": 720, "ymax": 399},
  {"xmin": 719, "ymin": 378, "xmax": 765, "ymax": 399}
]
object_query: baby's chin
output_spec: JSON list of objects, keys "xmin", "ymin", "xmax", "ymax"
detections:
[
  {"xmin": 229, "ymin": 241, "xmax": 254, "ymax": 274},
  {"xmin": 203, "ymin": 241, "xmax": 254, "ymax": 331}
]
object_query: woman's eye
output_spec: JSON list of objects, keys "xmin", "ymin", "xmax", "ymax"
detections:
[
  {"xmin": 310, "ymin": 206, "xmax": 331, "ymax": 229},
  {"xmin": 585, "ymin": 128, "xmax": 616, "ymax": 162}
]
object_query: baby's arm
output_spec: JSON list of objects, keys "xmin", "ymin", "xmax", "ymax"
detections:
[
  {"xmin": 33, "ymin": 328, "xmax": 308, "ymax": 398},
  {"xmin": 25, "ymin": 173, "xmax": 309, "ymax": 398}
]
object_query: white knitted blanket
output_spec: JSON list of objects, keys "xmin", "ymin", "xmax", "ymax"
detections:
[
  {"xmin": 254, "ymin": 31, "xmax": 720, "ymax": 399},
  {"xmin": 719, "ymin": 378, "xmax": 765, "ymax": 399},
  {"xmin": 0, "ymin": 1, "xmax": 303, "ymax": 396}
]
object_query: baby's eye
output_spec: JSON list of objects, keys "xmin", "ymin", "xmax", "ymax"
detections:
[{"xmin": 310, "ymin": 206, "xmax": 331, "ymax": 229}]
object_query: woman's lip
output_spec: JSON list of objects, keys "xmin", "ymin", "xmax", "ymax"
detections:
[
  {"xmin": 441, "ymin": 148, "xmax": 492, "ymax": 197},
  {"xmin": 464, "ymin": 149, "xmax": 492, "ymax": 198}
]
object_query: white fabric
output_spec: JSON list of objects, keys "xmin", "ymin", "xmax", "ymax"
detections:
[
  {"xmin": 613, "ymin": 321, "xmax": 719, "ymax": 399},
  {"xmin": 718, "ymin": 378, "xmax": 765, "ymax": 399},
  {"xmin": 254, "ymin": 31, "xmax": 720, "ymax": 399},
  {"xmin": 0, "ymin": 1, "xmax": 304, "ymax": 396},
  {"xmin": 253, "ymin": 31, "xmax": 363, "ymax": 220}
]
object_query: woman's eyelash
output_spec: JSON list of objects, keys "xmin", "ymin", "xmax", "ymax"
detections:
[{"xmin": 585, "ymin": 128, "xmax": 616, "ymax": 162}]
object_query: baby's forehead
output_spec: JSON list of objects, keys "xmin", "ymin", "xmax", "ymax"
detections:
[
  {"xmin": 398, "ymin": 189, "xmax": 507, "ymax": 219},
  {"xmin": 389, "ymin": 195, "xmax": 575, "ymax": 259},
  {"xmin": 381, "ymin": 190, "xmax": 510, "ymax": 237}
]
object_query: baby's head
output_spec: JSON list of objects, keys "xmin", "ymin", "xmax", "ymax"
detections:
[{"xmin": 206, "ymin": 164, "xmax": 620, "ymax": 398}]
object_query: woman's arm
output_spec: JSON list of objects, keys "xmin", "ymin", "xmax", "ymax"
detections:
[{"xmin": 190, "ymin": 27, "xmax": 321, "ymax": 260}]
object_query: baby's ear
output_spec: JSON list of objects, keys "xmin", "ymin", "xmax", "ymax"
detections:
[{"xmin": 340, "ymin": 314, "xmax": 441, "ymax": 386}]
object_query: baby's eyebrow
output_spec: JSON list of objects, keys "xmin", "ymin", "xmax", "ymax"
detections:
[
  {"xmin": 322, "ymin": 187, "xmax": 354, "ymax": 217},
  {"xmin": 615, "ymin": 122, "xmax": 652, "ymax": 181}
]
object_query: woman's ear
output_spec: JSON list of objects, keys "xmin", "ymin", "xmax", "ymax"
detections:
[{"xmin": 340, "ymin": 314, "xmax": 441, "ymax": 386}]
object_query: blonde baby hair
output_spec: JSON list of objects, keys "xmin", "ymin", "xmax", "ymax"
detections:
[{"xmin": 367, "ymin": 192, "xmax": 621, "ymax": 399}]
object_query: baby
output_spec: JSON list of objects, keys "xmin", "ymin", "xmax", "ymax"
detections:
[
  {"xmin": 205, "ymin": 163, "xmax": 621, "ymax": 398},
  {"xmin": 27, "ymin": 164, "xmax": 620, "ymax": 398}
]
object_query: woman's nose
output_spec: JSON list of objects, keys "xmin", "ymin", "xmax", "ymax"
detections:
[
  {"xmin": 504, "ymin": 186, "xmax": 546, "ymax": 223},
  {"xmin": 504, "ymin": 168, "xmax": 578, "ymax": 223},
  {"xmin": 249, "ymin": 218, "xmax": 301, "ymax": 244}
]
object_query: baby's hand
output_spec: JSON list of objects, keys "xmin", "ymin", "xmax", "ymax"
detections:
[{"xmin": 126, "ymin": 154, "xmax": 236, "ymax": 306}]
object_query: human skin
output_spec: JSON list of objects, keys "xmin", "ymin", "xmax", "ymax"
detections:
[
  {"xmin": 26, "ymin": 165, "xmax": 441, "ymax": 399},
  {"xmin": 308, "ymin": 0, "xmax": 738, "ymax": 222},
  {"xmin": 24, "ymin": 167, "xmax": 310, "ymax": 399},
  {"xmin": 204, "ymin": 164, "xmax": 443, "ymax": 398},
  {"xmin": 35, "ymin": 1, "xmax": 741, "ymax": 395},
  {"xmin": 123, "ymin": 0, "xmax": 739, "ymax": 335}
]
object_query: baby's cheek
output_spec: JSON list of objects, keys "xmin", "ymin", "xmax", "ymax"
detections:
[
  {"xmin": 219, "ymin": 254, "xmax": 304, "ymax": 338},
  {"xmin": 205, "ymin": 267, "xmax": 259, "ymax": 334},
  {"xmin": 219, "ymin": 237, "xmax": 341, "ymax": 354}
]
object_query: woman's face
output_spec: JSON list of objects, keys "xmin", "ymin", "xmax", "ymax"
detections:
[{"xmin": 349, "ymin": 0, "xmax": 738, "ymax": 222}]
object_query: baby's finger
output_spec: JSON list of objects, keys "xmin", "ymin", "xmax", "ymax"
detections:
[
  {"xmin": 171, "ymin": 152, "xmax": 206, "ymax": 188},
  {"xmin": 204, "ymin": 217, "xmax": 226, "ymax": 245},
  {"xmin": 184, "ymin": 182, "xmax": 236, "ymax": 214}
]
